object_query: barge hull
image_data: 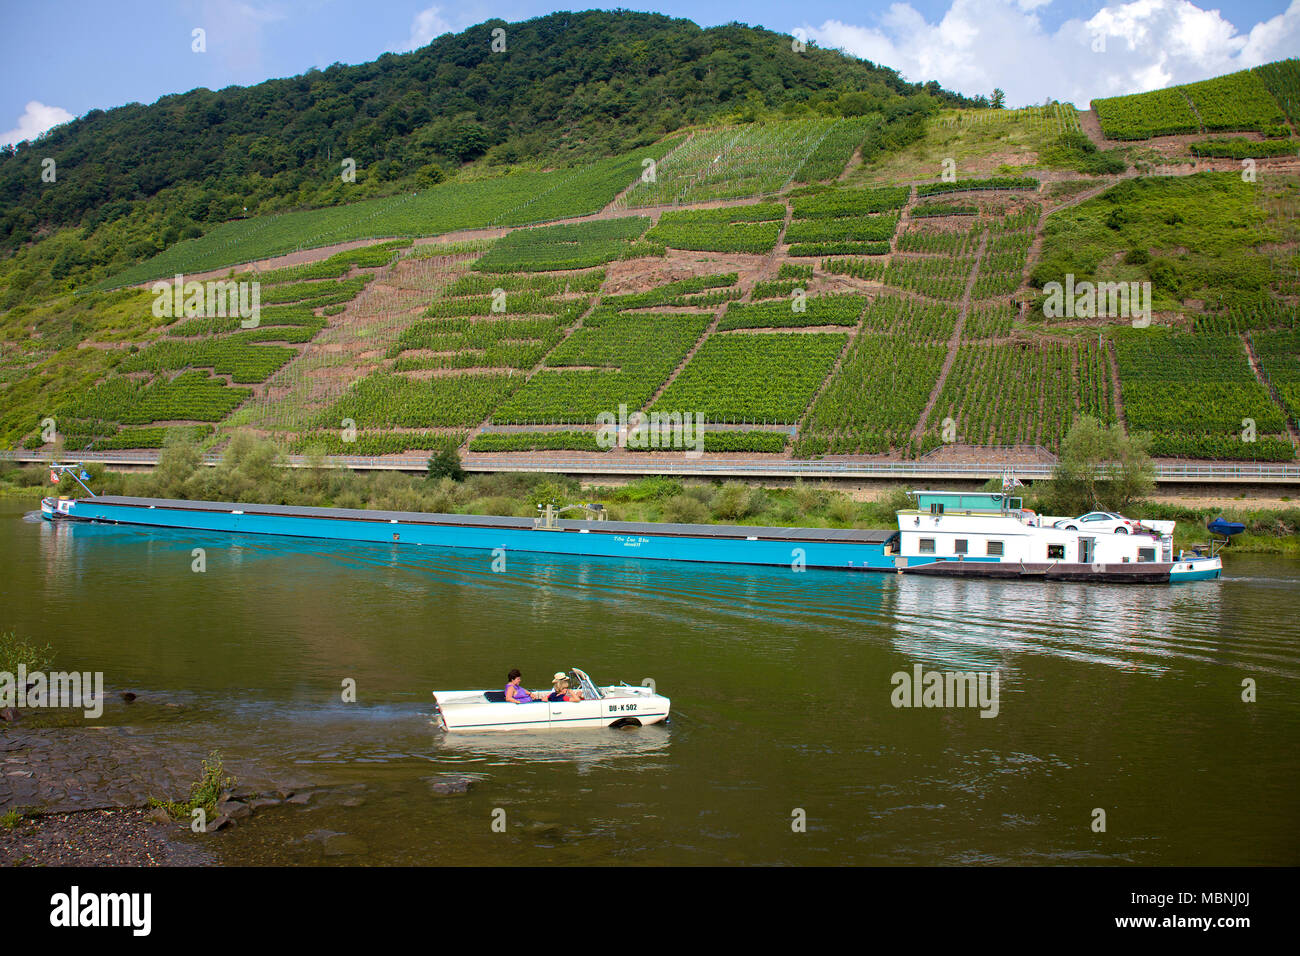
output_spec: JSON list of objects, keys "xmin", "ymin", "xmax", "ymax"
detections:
[{"xmin": 900, "ymin": 560, "xmax": 1192, "ymax": 584}]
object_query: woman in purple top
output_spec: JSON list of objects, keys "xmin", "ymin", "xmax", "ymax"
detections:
[{"xmin": 504, "ymin": 669, "xmax": 541, "ymax": 703}]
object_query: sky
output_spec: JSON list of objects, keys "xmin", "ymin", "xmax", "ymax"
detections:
[{"xmin": 1, "ymin": 0, "xmax": 1297, "ymax": 146}]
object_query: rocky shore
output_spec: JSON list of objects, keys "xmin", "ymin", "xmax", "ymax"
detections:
[
  {"xmin": 1, "ymin": 807, "xmax": 215, "ymax": 866},
  {"xmin": 1, "ymin": 721, "xmax": 330, "ymax": 866}
]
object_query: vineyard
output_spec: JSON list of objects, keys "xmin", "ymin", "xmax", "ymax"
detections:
[
  {"xmin": 35, "ymin": 251, "xmax": 394, "ymax": 450},
  {"xmin": 783, "ymin": 192, "xmax": 899, "ymax": 257},
  {"xmin": 1190, "ymin": 138, "xmax": 1299, "ymax": 159},
  {"xmin": 1112, "ymin": 329, "xmax": 1293, "ymax": 460},
  {"xmin": 934, "ymin": 103, "xmax": 1081, "ymax": 136},
  {"xmin": 58, "ymin": 372, "xmax": 252, "ymax": 427},
  {"xmin": 1253, "ymin": 58, "xmax": 1300, "ymax": 126},
  {"xmin": 652, "ymin": 333, "xmax": 847, "ymax": 424},
  {"xmin": 490, "ymin": 310, "xmax": 710, "ymax": 424},
  {"xmin": 1180, "ymin": 70, "xmax": 1287, "ymax": 133},
  {"xmin": 24, "ymin": 68, "xmax": 1300, "ymax": 467},
  {"xmin": 1093, "ymin": 87, "xmax": 1204, "ymax": 140},
  {"xmin": 622, "ymin": 119, "xmax": 863, "ymax": 207},
  {"xmin": 926, "ymin": 340, "xmax": 1116, "ymax": 449},
  {"xmin": 102, "ymin": 139, "xmax": 683, "ymax": 287},
  {"xmin": 1252, "ymin": 330, "xmax": 1300, "ymax": 423},
  {"xmin": 885, "ymin": 252, "xmax": 976, "ymax": 300},
  {"xmin": 324, "ymin": 372, "xmax": 521, "ymax": 428},
  {"xmin": 718, "ymin": 294, "xmax": 866, "ymax": 330},
  {"xmin": 915, "ymin": 176, "xmax": 1038, "ymax": 197},
  {"xmin": 469, "ymin": 431, "xmax": 607, "ymax": 453},
  {"xmin": 798, "ymin": 297, "xmax": 951, "ymax": 456},
  {"xmin": 1093, "ymin": 61, "xmax": 1299, "ymax": 139}
]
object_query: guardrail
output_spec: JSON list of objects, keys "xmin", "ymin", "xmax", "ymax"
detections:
[{"xmin": 3, "ymin": 449, "xmax": 1299, "ymax": 482}]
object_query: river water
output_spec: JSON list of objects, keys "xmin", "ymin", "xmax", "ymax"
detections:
[{"xmin": 2, "ymin": 498, "xmax": 1297, "ymax": 865}]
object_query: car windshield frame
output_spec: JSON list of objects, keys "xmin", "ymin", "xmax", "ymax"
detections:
[{"xmin": 570, "ymin": 669, "xmax": 602, "ymax": 701}]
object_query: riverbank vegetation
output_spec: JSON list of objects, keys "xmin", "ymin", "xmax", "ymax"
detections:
[
  {"xmin": 0, "ymin": 631, "xmax": 55, "ymax": 674},
  {"xmin": 148, "ymin": 750, "xmax": 234, "ymax": 822}
]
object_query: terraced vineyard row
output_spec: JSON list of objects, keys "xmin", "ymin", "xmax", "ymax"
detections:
[
  {"xmin": 324, "ymin": 372, "xmax": 521, "ymax": 428},
  {"xmin": 718, "ymin": 294, "xmax": 866, "ymax": 330},
  {"xmin": 601, "ymin": 273, "xmax": 739, "ymax": 310},
  {"xmin": 57, "ymin": 372, "xmax": 252, "ymax": 427},
  {"xmin": 784, "ymin": 193, "xmax": 899, "ymax": 256},
  {"xmin": 473, "ymin": 218, "xmax": 650, "ymax": 272},
  {"xmin": 935, "ymin": 103, "xmax": 1081, "ymax": 135},
  {"xmin": 1252, "ymin": 330, "xmax": 1300, "ymax": 423},
  {"xmin": 466, "ymin": 429, "xmax": 789, "ymax": 454},
  {"xmin": 897, "ymin": 221, "xmax": 980, "ymax": 254},
  {"xmin": 31, "ymin": 251, "xmax": 393, "ymax": 450},
  {"xmin": 884, "ymin": 253, "xmax": 976, "ymax": 300},
  {"xmin": 645, "ymin": 204, "xmax": 785, "ymax": 254}
]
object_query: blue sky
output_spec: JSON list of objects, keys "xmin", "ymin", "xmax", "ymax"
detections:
[{"xmin": 2, "ymin": 0, "xmax": 1297, "ymax": 145}]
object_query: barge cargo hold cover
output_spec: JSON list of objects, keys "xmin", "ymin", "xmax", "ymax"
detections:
[{"xmin": 43, "ymin": 494, "xmax": 902, "ymax": 571}]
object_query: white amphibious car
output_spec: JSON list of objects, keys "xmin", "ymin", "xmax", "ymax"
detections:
[{"xmin": 433, "ymin": 669, "xmax": 670, "ymax": 732}]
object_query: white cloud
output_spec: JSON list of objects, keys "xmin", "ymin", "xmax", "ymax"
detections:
[
  {"xmin": 0, "ymin": 101, "xmax": 75, "ymax": 147},
  {"xmin": 198, "ymin": 0, "xmax": 286, "ymax": 76},
  {"xmin": 803, "ymin": 0, "xmax": 1300, "ymax": 108},
  {"xmin": 399, "ymin": 5, "xmax": 453, "ymax": 52}
]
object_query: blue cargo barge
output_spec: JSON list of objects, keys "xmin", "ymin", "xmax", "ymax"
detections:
[
  {"xmin": 39, "ymin": 489, "xmax": 1225, "ymax": 582},
  {"xmin": 41, "ymin": 494, "xmax": 908, "ymax": 571}
]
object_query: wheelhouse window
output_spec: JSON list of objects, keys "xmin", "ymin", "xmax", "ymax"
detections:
[
  {"xmin": 1138, "ymin": 547, "xmax": 1155, "ymax": 562},
  {"xmin": 1047, "ymin": 544, "xmax": 1065, "ymax": 560},
  {"xmin": 929, "ymin": 503, "xmax": 945, "ymax": 515},
  {"xmin": 986, "ymin": 540, "xmax": 1004, "ymax": 557},
  {"xmin": 919, "ymin": 538, "xmax": 936, "ymax": 554},
  {"xmin": 954, "ymin": 539, "xmax": 968, "ymax": 555}
]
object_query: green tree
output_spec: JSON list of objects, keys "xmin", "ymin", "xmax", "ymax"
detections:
[
  {"xmin": 991, "ymin": 88, "xmax": 1006, "ymax": 109},
  {"xmin": 427, "ymin": 446, "xmax": 464, "ymax": 482},
  {"xmin": 1045, "ymin": 416, "xmax": 1154, "ymax": 515}
]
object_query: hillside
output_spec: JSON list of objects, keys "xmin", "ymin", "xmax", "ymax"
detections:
[
  {"xmin": 0, "ymin": 10, "xmax": 973, "ymax": 275},
  {"xmin": 1, "ymin": 37, "xmax": 1298, "ymax": 469}
]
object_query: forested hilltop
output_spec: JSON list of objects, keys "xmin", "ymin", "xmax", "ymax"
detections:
[{"xmin": 0, "ymin": 10, "xmax": 973, "ymax": 282}]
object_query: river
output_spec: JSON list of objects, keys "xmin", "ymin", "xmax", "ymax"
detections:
[{"xmin": 2, "ymin": 498, "xmax": 1296, "ymax": 865}]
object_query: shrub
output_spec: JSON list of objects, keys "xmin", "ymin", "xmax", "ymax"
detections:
[
  {"xmin": 662, "ymin": 494, "xmax": 709, "ymax": 524},
  {"xmin": 828, "ymin": 494, "xmax": 859, "ymax": 525},
  {"xmin": 710, "ymin": 481, "xmax": 759, "ymax": 520}
]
